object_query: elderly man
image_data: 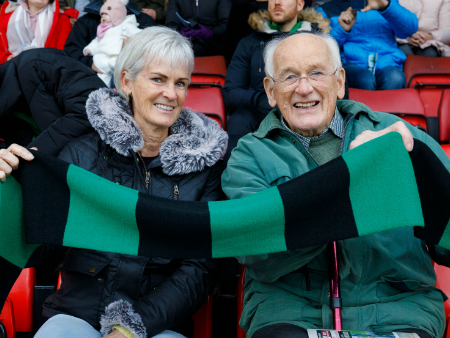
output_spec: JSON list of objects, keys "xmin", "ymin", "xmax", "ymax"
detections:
[{"xmin": 222, "ymin": 31, "xmax": 450, "ymax": 338}]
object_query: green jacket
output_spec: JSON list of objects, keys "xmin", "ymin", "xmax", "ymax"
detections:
[{"xmin": 222, "ymin": 100, "xmax": 450, "ymax": 338}]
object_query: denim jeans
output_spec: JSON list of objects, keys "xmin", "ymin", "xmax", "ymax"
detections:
[
  {"xmin": 34, "ymin": 314, "xmax": 186, "ymax": 338},
  {"xmin": 343, "ymin": 62, "xmax": 406, "ymax": 90}
]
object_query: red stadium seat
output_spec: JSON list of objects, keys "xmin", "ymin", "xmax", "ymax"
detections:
[
  {"xmin": 439, "ymin": 89, "xmax": 450, "ymax": 143},
  {"xmin": 441, "ymin": 144, "xmax": 450, "ymax": 158},
  {"xmin": 435, "ymin": 263, "xmax": 450, "ymax": 320},
  {"xmin": 184, "ymin": 87, "xmax": 226, "ymax": 130},
  {"xmin": 193, "ymin": 295, "xmax": 213, "ymax": 338},
  {"xmin": 0, "ymin": 298, "xmax": 15, "ymax": 338},
  {"xmin": 404, "ymin": 55, "xmax": 450, "ymax": 138},
  {"xmin": 191, "ymin": 56, "xmax": 227, "ymax": 88},
  {"xmin": 348, "ymin": 88, "xmax": 428, "ymax": 133},
  {"xmin": 237, "ymin": 265, "xmax": 246, "ymax": 338},
  {"xmin": 8, "ymin": 268, "xmax": 36, "ymax": 333}
]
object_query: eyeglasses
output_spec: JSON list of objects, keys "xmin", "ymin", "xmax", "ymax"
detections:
[{"xmin": 271, "ymin": 68, "xmax": 339, "ymax": 92}]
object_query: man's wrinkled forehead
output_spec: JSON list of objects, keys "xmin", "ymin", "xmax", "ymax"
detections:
[{"xmin": 273, "ymin": 34, "xmax": 332, "ymax": 74}]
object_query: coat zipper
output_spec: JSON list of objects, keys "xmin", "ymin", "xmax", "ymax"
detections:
[
  {"xmin": 173, "ymin": 185, "xmax": 179, "ymax": 200},
  {"xmin": 137, "ymin": 152, "xmax": 151, "ymax": 191},
  {"xmin": 259, "ymin": 41, "xmax": 264, "ymax": 72},
  {"xmin": 196, "ymin": 0, "xmax": 199, "ymax": 19}
]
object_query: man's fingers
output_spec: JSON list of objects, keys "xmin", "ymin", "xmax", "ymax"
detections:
[
  {"xmin": 7, "ymin": 144, "xmax": 34, "ymax": 160},
  {"xmin": 0, "ymin": 170, "xmax": 5, "ymax": 183},
  {"xmin": 360, "ymin": 5, "xmax": 373, "ymax": 12},
  {"xmin": 381, "ymin": 121, "xmax": 414, "ymax": 151}
]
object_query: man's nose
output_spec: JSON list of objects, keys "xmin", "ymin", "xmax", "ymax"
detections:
[{"xmin": 295, "ymin": 77, "xmax": 314, "ymax": 95}]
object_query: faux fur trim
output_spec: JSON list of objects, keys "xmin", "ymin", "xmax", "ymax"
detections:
[
  {"xmin": 100, "ymin": 300, "xmax": 147, "ymax": 338},
  {"xmin": 86, "ymin": 88, "xmax": 144, "ymax": 157},
  {"xmin": 160, "ymin": 108, "xmax": 228, "ymax": 176},
  {"xmin": 248, "ymin": 8, "xmax": 330, "ymax": 34},
  {"xmin": 85, "ymin": 88, "xmax": 228, "ymax": 175}
]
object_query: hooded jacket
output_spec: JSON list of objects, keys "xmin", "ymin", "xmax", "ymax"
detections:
[
  {"xmin": 63, "ymin": 0, "xmax": 154, "ymax": 68},
  {"xmin": 319, "ymin": 0, "xmax": 418, "ymax": 70},
  {"xmin": 222, "ymin": 9, "xmax": 330, "ymax": 112},
  {"xmin": 0, "ymin": 0, "xmax": 73, "ymax": 64},
  {"xmin": 222, "ymin": 101, "xmax": 450, "ymax": 338},
  {"xmin": 42, "ymin": 88, "xmax": 228, "ymax": 338},
  {"xmin": 0, "ymin": 48, "xmax": 106, "ymax": 155}
]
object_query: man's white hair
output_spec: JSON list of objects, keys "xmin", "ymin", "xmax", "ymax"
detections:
[
  {"xmin": 113, "ymin": 26, "xmax": 194, "ymax": 101},
  {"xmin": 264, "ymin": 32, "xmax": 342, "ymax": 86}
]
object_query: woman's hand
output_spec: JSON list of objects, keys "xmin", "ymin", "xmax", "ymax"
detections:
[
  {"xmin": 6, "ymin": 54, "xmax": 17, "ymax": 61},
  {"xmin": 0, "ymin": 144, "xmax": 35, "ymax": 183},
  {"xmin": 409, "ymin": 31, "xmax": 433, "ymax": 47}
]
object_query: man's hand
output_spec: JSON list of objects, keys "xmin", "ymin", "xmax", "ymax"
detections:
[
  {"xmin": 103, "ymin": 330, "xmax": 127, "ymax": 338},
  {"xmin": 92, "ymin": 63, "xmax": 103, "ymax": 74},
  {"xmin": 6, "ymin": 54, "xmax": 17, "ymax": 61},
  {"xmin": 70, "ymin": 17, "xmax": 77, "ymax": 25},
  {"xmin": 361, "ymin": 0, "xmax": 390, "ymax": 12},
  {"xmin": 0, "ymin": 144, "xmax": 35, "ymax": 183},
  {"xmin": 141, "ymin": 8, "xmax": 156, "ymax": 20},
  {"xmin": 338, "ymin": 7, "xmax": 357, "ymax": 32},
  {"xmin": 349, "ymin": 121, "xmax": 414, "ymax": 151}
]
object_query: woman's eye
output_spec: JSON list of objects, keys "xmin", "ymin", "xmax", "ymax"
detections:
[
  {"xmin": 152, "ymin": 78, "xmax": 163, "ymax": 84},
  {"xmin": 176, "ymin": 82, "xmax": 187, "ymax": 88}
]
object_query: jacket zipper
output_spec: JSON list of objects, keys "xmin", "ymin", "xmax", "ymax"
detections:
[
  {"xmin": 173, "ymin": 185, "xmax": 179, "ymax": 200},
  {"xmin": 259, "ymin": 41, "xmax": 264, "ymax": 72},
  {"xmin": 137, "ymin": 152, "xmax": 151, "ymax": 191},
  {"xmin": 196, "ymin": 0, "xmax": 199, "ymax": 19},
  {"xmin": 339, "ymin": 113, "xmax": 356, "ymax": 155}
]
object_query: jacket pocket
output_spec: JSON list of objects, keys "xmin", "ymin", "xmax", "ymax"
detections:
[
  {"xmin": 264, "ymin": 168, "xmax": 292, "ymax": 186},
  {"xmin": 56, "ymin": 249, "xmax": 110, "ymax": 276}
]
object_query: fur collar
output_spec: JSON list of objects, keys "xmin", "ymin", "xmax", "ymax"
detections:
[
  {"xmin": 248, "ymin": 8, "xmax": 330, "ymax": 34},
  {"xmin": 86, "ymin": 88, "xmax": 228, "ymax": 176}
]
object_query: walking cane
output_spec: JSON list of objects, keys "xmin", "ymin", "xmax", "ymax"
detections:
[{"xmin": 328, "ymin": 241, "xmax": 342, "ymax": 330}]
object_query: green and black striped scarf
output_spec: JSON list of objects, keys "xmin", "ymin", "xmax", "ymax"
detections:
[{"xmin": 1, "ymin": 132, "xmax": 450, "ymax": 308}]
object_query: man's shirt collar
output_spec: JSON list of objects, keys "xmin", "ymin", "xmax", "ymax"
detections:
[{"xmin": 281, "ymin": 107, "xmax": 345, "ymax": 150}]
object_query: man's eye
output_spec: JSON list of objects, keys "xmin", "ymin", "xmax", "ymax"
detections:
[
  {"xmin": 284, "ymin": 75, "xmax": 297, "ymax": 81},
  {"xmin": 310, "ymin": 71, "xmax": 324, "ymax": 76}
]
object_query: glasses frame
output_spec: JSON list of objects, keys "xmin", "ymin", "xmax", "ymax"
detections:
[{"xmin": 271, "ymin": 67, "xmax": 339, "ymax": 91}]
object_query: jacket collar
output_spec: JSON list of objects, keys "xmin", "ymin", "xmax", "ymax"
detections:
[
  {"xmin": 253, "ymin": 100, "xmax": 381, "ymax": 139},
  {"xmin": 86, "ymin": 88, "xmax": 228, "ymax": 176}
]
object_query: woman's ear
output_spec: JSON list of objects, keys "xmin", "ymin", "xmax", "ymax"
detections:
[{"xmin": 120, "ymin": 71, "xmax": 131, "ymax": 95}]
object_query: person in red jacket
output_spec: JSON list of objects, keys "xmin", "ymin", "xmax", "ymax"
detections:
[{"xmin": 0, "ymin": 0, "xmax": 76, "ymax": 64}]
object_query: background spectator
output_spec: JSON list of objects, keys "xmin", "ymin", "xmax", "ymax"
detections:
[
  {"xmin": 397, "ymin": 0, "xmax": 450, "ymax": 57},
  {"xmin": 63, "ymin": 0, "xmax": 154, "ymax": 74},
  {"xmin": 0, "ymin": 0, "xmax": 73, "ymax": 64},
  {"xmin": 133, "ymin": 0, "xmax": 164, "ymax": 22},
  {"xmin": 318, "ymin": 0, "xmax": 418, "ymax": 90},
  {"xmin": 223, "ymin": 0, "xmax": 331, "ymax": 161},
  {"xmin": 165, "ymin": 0, "xmax": 232, "ymax": 56},
  {"xmin": 83, "ymin": 0, "xmax": 141, "ymax": 87}
]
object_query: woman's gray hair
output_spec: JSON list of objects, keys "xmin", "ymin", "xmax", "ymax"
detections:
[
  {"xmin": 264, "ymin": 32, "xmax": 342, "ymax": 86},
  {"xmin": 113, "ymin": 26, "xmax": 194, "ymax": 100}
]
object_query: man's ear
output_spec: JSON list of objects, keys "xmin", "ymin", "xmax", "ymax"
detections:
[
  {"xmin": 297, "ymin": 0, "xmax": 305, "ymax": 12},
  {"xmin": 264, "ymin": 77, "xmax": 278, "ymax": 108},
  {"xmin": 337, "ymin": 67, "xmax": 346, "ymax": 100}
]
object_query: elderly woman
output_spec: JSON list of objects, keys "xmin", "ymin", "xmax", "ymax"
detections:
[
  {"xmin": 0, "ymin": 0, "xmax": 74, "ymax": 64},
  {"xmin": 0, "ymin": 26, "xmax": 227, "ymax": 338}
]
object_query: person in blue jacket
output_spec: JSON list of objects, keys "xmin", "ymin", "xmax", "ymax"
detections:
[{"xmin": 317, "ymin": 0, "xmax": 418, "ymax": 90}]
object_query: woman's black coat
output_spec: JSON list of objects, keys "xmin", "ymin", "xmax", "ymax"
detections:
[{"xmin": 42, "ymin": 89, "xmax": 228, "ymax": 338}]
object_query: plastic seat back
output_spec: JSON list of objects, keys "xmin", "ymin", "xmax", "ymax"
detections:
[
  {"xmin": 439, "ymin": 89, "xmax": 450, "ymax": 143},
  {"xmin": 184, "ymin": 87, "xmax": 226, "ymax": 130},
  {"xmin": 192, "ymin": 294, "xmax": 213, "ymax": 338},
  {"xmin": 0, "ymin": 298, "xmax": 15, "ymax": 338},
  {"xmin": 190, "ymin": 56, "xmax": 227, "ymax": 88},
  {"xmin": 404, "ymin": 55, "xmax": 450, "ymax": 130},
  {"xmin": 237, "ymin": 265, "xmax": 246, "ymax": 338},
  {"xmin": 348, "ymin": 88, "xmax": 428, "ymax": 133},
  {"xmin": 8, "ymin": 268, "xmax": 36, "ymax": 332}
]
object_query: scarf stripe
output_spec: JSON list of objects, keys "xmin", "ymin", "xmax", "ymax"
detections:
[{"xmin": 2, "ymin": 132, "xmax": 450, "ymax": 308}]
